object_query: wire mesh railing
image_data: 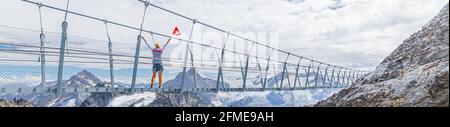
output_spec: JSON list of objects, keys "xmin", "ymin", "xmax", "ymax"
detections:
[{"xmin": 0, "ymin": 0, "xmax": 369, "ymax": 95}]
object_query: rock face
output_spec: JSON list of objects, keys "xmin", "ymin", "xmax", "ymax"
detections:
[
  {"xmin": 65, "ymin": 70, "xmax": 103, "ymax": 88},
  {"xmin": 149, "ymin": 68, "xmax": 225, "ymax": 107},
  {"xmin": 0, "ymin": 99, "xmax": 34, "ymax": 107},
  {"xmin": 163, "ymin": 68, "xmax": 230, "ymax": 89},
  {"xmin": 316, "ymin": 4, "xmax": 449, "ymax": 107},
  {"xmin": 148, "ymin": 92, "xmax": 203, "ymax": 107},
  {"xmin": 80, "ymin": 83, "xmax": 119, "ymax": 107}
]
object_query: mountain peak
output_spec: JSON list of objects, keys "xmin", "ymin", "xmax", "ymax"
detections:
[
  {"xmin": 66, "ymin": 70, "xmax": 103, "ymax": 88},
  {"xmin": 316, "ymin": 3, "xmax": 449, "ymax": 107},
  {"xmin": 163, "ymin": 68, "xmax": 230, "ymax": 89},
  {"xmin": 77, "ymin": 69, "xmax": 93, "ymax": 77}
]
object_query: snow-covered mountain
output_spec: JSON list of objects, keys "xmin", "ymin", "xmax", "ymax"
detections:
[
  {"xmin": 36, "ymin": 69, "xmax": 103, "ymax": 88},
  {"xmin": 0, "ymin": 68, "xmax": 342, "ymax": 107},
  {"xmin": 109, "ymin": 68, "xmax": 340, "ymax": 107},
  {"xmin": 316, "ymin": 3, "xmax": 449, "ymax": 107},
  {"xmin": 80, "ymin": 83, "xmax": 120, "ymax": 107},
  {"xmin": 163, "ymin": 68, "xmax": 230, "ymax": 89},
  {"xmin": 147, "ymin": 68, "xmax": 226, "ymax": 107},
  {"xmin": 0, "ymin": 70, "xmax": 103, "ymax": 107}
]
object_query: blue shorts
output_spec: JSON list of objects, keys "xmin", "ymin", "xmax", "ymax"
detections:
[{"xmin": 152, "ymin": 63, "xmax": 164, "ymax": 72}]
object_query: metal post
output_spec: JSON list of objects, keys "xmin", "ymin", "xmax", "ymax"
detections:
[
  {"xmin": 343, "ymin": 70, "xmax": 348, "ymax": 86},
  {"xmin": 286, "ymin": 64, "xmax": 291, "ymax": 89},
  {"xmin": 190, "ymin": 50, "xmax": 197, "ymax": 88},
  {"xmin": 55, "ymin": 0, "xmax": 70, "ymax": 96},
  {"xmin": 241, "ymin": 50, "xmax": 250, "ymax": 92},
  {"xmin": 130, "ymin": 1, "xmax": 149, "ymax": 94},
  {"xmin": 351, "ymin": 71, "xmax": 356, "ymax": 85},
  {"xmin": 347, "ymin": 70, "xmax": 352, "ymax": 86},
  {"xmin": 305, "ymin": 62, "xmax": 312, "ymax": 87},
  {"xmin": 279, "ymin": 54, "xmax": 290, "ymax": 90},
  {"xmin": 341, "ymin": 69, "xmax": 347, "ymax": 87},
  {"xmin": 181, "ymin": 20, "xmax": 197, "ymax": 93},
  {"xmin": 104, "ymin": 21, "xmax": 114, "ymax": 87},
  {"xmin": 262, "ymin": 49, "xmax": 273, "ymax": 90},
  {"xmin": 215, "ymin": 33, "xmax": 229, "ymax": 92},
  {"xmin": 293, "ymin": 58, "xmax": 302, "ymax": 89},
  {"xmin": 241, "ymin": 41, "xmax": 253, "ymax": 92},
  {"xmin": 329, "ymin": 66, "xmax": 336, "ymax": 87},
  {"xmin": 272, "ymin": 64, "xmax": 280, "ymax": 88},
  {"xmin": 39, "ymin": 32, "xmax": 46, "ymax": 88},
  {"xmin": 37, "ymin": 3, "xmax": 46, "ymax": 88},
  {"xmin": 322, "ymin": 65, "xmax": 329, "ymax": 87},
  {"xmin": 314, "ymin": 63, "xmax": 321, "ymax": 87},
  {"xmin": 336, "ymin": 68, "xmax": 342, "ymax": 87},
  {"xmin": 255, "ymin": 58, "xmax": 264, "ymax": 90},
  {"xmin": 356, "ymin": 71, "xmax": 360, "ymax": 79}
]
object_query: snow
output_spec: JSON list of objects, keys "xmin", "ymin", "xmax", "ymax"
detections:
[
  {"xmin": 58, "ymin": 99, "xmax": 77, "ymax": 107},
  {"xmin": 109, "ymin": 92, "xmax": 157, "ymax": 107},
  {"xmin": 1, "ymin": 68, "xmax": 344, "ymax": 107},
  {"xmin": 216, "ymin": 88, "xmax": 341, "ymax": 107}
]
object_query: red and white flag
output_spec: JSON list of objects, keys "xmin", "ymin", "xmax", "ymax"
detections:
[{"xmin": 172, "ymin": 26, "xmax": 181, "ymax": 36}]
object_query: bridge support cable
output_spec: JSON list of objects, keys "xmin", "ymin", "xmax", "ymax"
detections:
[
  {"xmin": 104, "ymin": 21, "xmax": 115, "ymax": 87},
  {"xmin": 55, "ymin": 0, "xmax": 70, "ymax": 96},
  {"xmin": 131, "ymin": 1, "xmax": 149, "ymax": 94}
]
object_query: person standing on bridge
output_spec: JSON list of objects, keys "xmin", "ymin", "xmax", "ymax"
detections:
[{"xmin": 141, "ymin": 35, "xmax": 172, "ymax": 88}]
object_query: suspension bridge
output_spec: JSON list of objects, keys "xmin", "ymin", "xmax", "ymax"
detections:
[{"xmin": 0, "ymin": 0, "xmax": 369, "ymax": 96}]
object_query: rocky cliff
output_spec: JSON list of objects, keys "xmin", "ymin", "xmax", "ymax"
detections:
[
  {"xmin": 316, "ymin": 3, "xmax": 449, "ymax": 107},
  {"xmin": 80, "ymin": 83, "xmax": 119, "ymax": 107},
  {"xmin": 0, "ymin": 99, "xmax": 34, "ymax": 107},
  {"xmin": 148, "ymin": 68, "xmax": 223, "ymax": 107}
]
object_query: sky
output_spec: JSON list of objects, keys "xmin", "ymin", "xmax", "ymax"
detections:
[{"xmin": 0, "ymin": 0, "xmax": 448, "ymax": 71}]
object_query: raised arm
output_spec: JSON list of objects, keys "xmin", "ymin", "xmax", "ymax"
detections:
[
  {"xmin": 141, "ymin": 35, "xmax": 153, "ymax": 50},
  {"xmin": 162, "ymin": 37, "xmax": 172, "ymax": 50}
]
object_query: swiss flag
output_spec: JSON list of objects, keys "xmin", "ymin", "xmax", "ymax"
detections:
[{"xmin": 172, "ymin": 26, "xmax": 181, "ymax": 36}]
